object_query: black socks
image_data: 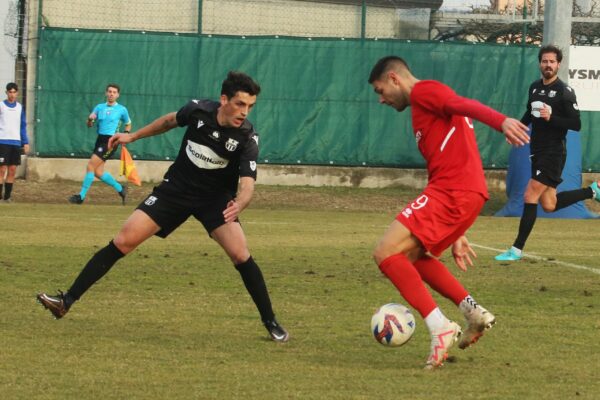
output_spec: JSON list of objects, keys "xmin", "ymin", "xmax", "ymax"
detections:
[
  {"xmin": 235, "ymin": 256, "xmax": 275, "ymax": 323},
  {"xmin": 555, "ymin": 187, "xmax": 594, "ymax": 211},
  {"xmin": 3, "ymin": 182, "xmax": 13, "ymax": 200},
  {"xmin": 67, "ymin": 240, "xmax": 125, "ymax": 300},
  {"xmin": 513, "ymin": 203, "xmax": 538, "ymax": 250}
]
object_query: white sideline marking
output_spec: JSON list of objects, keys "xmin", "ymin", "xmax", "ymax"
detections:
[{"xmin": 472, "ymin": 243, "xmax": 600, "ymax": 276}]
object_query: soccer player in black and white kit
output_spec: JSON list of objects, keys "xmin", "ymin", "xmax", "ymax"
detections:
[
  {"xmin": 496, "ymin": 45, "xmax": 600, "ymax": 261},
  {"xmin": 37, "ymin": 71, "xmax": 289, "ymax": 342}
]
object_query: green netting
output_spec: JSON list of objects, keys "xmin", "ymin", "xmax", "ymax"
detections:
[{"xmin": 35, "ymin": 29, "xmax": 600, "ymax": 170}]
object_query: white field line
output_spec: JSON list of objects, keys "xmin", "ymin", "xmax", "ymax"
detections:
[{"xmin": 472, "ymin": 243, "xmax": 600, "ymax": 276}]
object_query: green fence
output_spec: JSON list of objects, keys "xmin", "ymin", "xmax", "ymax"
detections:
[{"xmin": 34, "ymin": 28, "xmax": 600, "ymax": 170}]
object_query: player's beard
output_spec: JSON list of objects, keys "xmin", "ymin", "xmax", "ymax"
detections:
[{"xmin": 542, "ymin": 67, "xmax": 557, "ymax": 80}]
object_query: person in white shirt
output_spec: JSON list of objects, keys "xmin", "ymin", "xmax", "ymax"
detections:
[{"xmin": 0, "ymin": 82, "xmax": 29, "ymax": 202}]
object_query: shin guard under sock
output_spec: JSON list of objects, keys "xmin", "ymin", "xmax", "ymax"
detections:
[
  {"xmin": 555, "ymin": 188, "xmax": 594, "ymax": 211},
  {"xmin": 100, "ymin": 172, "xmax": 123, "ymax": 193},
  {"xmin": 68, "ymin": 240, "xmax": 125, "ymax": 300},
  {"xmin": 80, "ymin": 172, "xmax": 95, "ymax": 199},
  {"xmin": 513, "ymin": 203, "xmax": 537, "ymax": 250},
  {"xmin": 235, "ymin": 256, "xmax": 275, "ymax": 322},
  {"xmin": 378, "ymin": 253, "xmax": 436, "ymax": 318},
  {"xmin": 413, "ymin": 255, "xmax": 469, "ymax": 305},
  {"xmin": 3, "ymin": 182, "xmax": 12, "ymax": 200}
]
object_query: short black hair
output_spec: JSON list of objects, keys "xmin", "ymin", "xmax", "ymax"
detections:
[
  {"xmin": 368, "ymin": 56, "xmax": 410, "ymax": 84},
  {"xmin": 6, "ymin": 82, "xmax": 18, "ymax": 91},
  {"xmin": 221, "ymin": 71, "xmax": 261, "ymax": 98},
  {"xmin": 106, "ymin": 83, "xmax": 120, "ymax": 92},
  {"xmin": 538, "ymin": 45, "xmax": 563, "ymax": 63}
]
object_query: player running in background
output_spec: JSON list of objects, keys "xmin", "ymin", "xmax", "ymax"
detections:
[
  {"xmin": 37, "ymin": 71, "xmax": 289, "ymax": 342},
  {"xmin": 496, "ymin": 45, "xmax": 600, "ymax": 261},
  {"xmin": 368, "ymin": 56, "xmax": 529, "ymax": 369},
  {"xmin": 69, "ymin": 83, "xmax": 131, "ymax": 205},
  {"xmin": 0, "ymin": 82, "xmax": 29, "ymax": 202}
]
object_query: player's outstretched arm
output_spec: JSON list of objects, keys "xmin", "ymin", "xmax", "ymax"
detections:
[
  {"xmin": 108, "ymin": 112, "xmax": 177, "ymax": 150},
  {"xmin": 500, "ymin": 117, "xmax": 530, "ymax": 146}
]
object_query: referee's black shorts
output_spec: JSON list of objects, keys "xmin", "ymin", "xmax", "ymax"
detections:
[
  {"xmin": 92, "ymin": 135, "xmax": 115, "ymax": 160},
  {"xmin": 530, "ymin": 150, "xmax": 566, "ymax": 189},
  {"xmin": 136, "ymin": 183, "xmax": 237, "ymax": 238}
]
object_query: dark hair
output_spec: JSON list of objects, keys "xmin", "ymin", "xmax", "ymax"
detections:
[
  {"xmin": 221, "ymin": 71, "xmax": 261, "ymax": 98},
  {"xmin": 538, "ymin": 45, "xmax": 563, "ymax": 63},
  {"xmin": 6, "ymin": 82, "xmax": 18, "ymax": 91},
  {"xmin": 368, "ymin": 56, "xmax": 410, "ymax": 84},
  {"xmin": 106, "ymin": 83, "xmax": 120, "ymax": 92}
]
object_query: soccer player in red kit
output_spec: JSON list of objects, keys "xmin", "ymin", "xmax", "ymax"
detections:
[{"xmin": 368, "ymin": 56, "xmax": 530, "ymax": 369}]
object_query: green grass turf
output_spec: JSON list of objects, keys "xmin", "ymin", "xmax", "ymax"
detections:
[{"xmin": 1, "ymin": 200, "xmax": 599, "ymax": 399}]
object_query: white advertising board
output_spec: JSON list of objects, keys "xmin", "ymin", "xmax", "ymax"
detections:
[{"xmin": 569, "ymin": 46, "xmax": 600, "ymax": 112}]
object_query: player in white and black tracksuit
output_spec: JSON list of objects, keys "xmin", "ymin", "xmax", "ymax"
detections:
[
  {"xmin": 496, "ymin": 45, "xmax": 599, "ymax": 261},
  {"xmin": 37, "ymin": 72, "xmax": 289, "ymax": 341}
]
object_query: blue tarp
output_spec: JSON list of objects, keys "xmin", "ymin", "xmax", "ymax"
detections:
[{"xmin": 495, "ymin": 130, "xmax": 598, "ymax": 219}]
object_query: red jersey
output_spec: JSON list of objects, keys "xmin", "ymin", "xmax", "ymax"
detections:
[{"xmin": 410, "ymin": 80, "xmax": 506, "ymax": 199}]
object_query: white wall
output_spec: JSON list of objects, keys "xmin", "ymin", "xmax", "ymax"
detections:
[{"xmin": 0, "ymin": 1, "xmax": 16, "ymax": 86}]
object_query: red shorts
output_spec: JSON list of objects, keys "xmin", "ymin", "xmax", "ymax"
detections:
[{"xmin": 395, "ymin": 187, "xmax": 486, "ymax": 257}]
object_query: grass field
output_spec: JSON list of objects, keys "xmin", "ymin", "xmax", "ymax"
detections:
[{"xmin": 1, "ymin": 185, "xmax": 599, "ymax": 399}]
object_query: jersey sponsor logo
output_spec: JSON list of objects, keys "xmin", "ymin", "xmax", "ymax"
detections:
[
  {"xmin": 225, "ymin": 138, "xmax": 239, "ymax": 152},
  {"xmin": 250, "ymin": 161, "xmax": 257, "ymax": 171},
  {"xmin": 549, "ymin": 90, "xmax": 556, "ymax": 98},
  {"xmin": 186, "ymin": 140, "xmax": 229, "ymax": 169},
  {"xmin": 211, "ymin": 131, "xmax": 220, "ymax": 140},
  {"xmin": 197, "ymin": 120, "xmax": 205, "ymax": 129},
  {"xmin": 539, "ymin": 90, "xmax": 546, "ymax": 96},
  {"xmin": 145, "ymin": 195, "xmax": 158, "ymax": 206}
]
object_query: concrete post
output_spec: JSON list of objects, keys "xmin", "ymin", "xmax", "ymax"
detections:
[{"xmin": 543, "ymin": 0, "xmax": 573, "ymax": 82}]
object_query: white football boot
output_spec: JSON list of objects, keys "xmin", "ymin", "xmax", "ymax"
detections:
[
  {"xmin": 458, "ymin": 304, "xmax": 496, "ymax": 350},
  {"xmin": 424, "ymin": 321, "xmax": 462, "ymax": 370}
]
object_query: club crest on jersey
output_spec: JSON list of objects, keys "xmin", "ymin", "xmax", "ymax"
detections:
[
  {"xmin": 549, "ymin": 90, "xmax": 556, "ymax": 98},
  {"xmin": 145, "ymin": 195, "xmax": 157, "ymax": 206},
  {"xmin": 225, "ymin": 138, "xmax": 239, "ymax": 151}
]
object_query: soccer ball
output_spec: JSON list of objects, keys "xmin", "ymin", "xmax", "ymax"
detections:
[{"xmin": 370, "ymin": 303, "xmax": 416, "ymax": 347}]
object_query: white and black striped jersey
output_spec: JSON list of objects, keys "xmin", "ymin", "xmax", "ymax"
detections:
[
  {"xmin": 521, "ymin": 78, "xmax": 581, "ymax": 154},
  {"xmin": 161, "ymin": 99, "xmax": 259, "ymax": 200}
]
